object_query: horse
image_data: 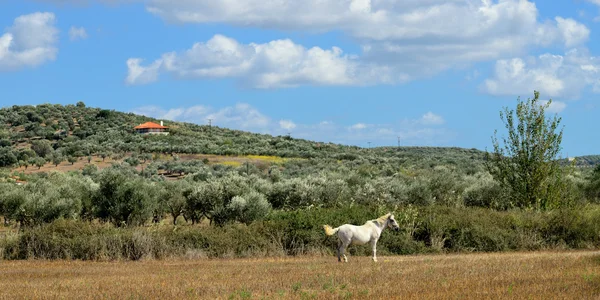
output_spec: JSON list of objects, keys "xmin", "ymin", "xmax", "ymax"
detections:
[{"xmin": 323, "ymin": 213, "xmax": 399, "ymax": 262}]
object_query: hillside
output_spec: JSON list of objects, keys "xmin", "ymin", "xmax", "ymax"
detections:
[{"xmin": 0, "ymin": 102, "xmax": 489, "ymax": 171}]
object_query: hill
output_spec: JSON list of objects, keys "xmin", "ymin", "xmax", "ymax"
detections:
[{"xmin": 0, "ymin": 102, "xmax": 489, "ymax": 171}]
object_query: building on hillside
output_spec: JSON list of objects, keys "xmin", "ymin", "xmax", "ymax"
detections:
[{"xmin": 134, "ymin": 121, "xmax": 169, "ymax": 135}]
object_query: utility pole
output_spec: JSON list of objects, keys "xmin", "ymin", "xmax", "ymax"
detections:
[
  {"xmin": 367, "ymin": 142, "xmax": 371, "ymax": 148},
  {"xmin": 397, "ymin": 136, "xmax": 401, "ymax": 147},
  {"xmin": 208, "ymin": 119, "xmax": 212, "ymax": 127}
]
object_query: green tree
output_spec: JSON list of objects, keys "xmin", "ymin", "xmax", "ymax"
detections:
[
  {"xmin": 31, "ymin": 140, "xmax": 53, "ymax": 158},
  {"xmin": 100, "ymin": 151, "xmax": 109, "ymax": 162},
  {"xmin": 34, "ymin": 157, "xmax": 46, "ymax": 169},
  {"xmin": 92, "ymin": 168, "xmax": 157, "ymax": 226},
  {"xmin": 159, "ymin": 180, "xmax": 191, "ymax": 225},
  {"xmin": 0, "ymin": 147, "xmax": 17, "ymax": 167},
  {"xmin": 585, "ymin": 165, "xmax": 600, "ymax": 202},
  {"xmin": 485, "ymin": 91, "xmax": 568, "ymax": 210},
  {"xmin": 67, "ymin": 156, "xmax": 78, "ymax": 165},
  {"xmin": 51, "ymin": 152, "xmax": 64, "ymax": 167},
  {"xmin": 184, "ymin": 181, "xmax": 224, "ymax": 225}
]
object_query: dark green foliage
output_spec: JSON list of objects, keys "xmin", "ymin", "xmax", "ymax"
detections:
[
  {"xmin": 50, "ymin": 152, "xmax": 64, "ymax": 166},
  {"xmin": 158, "ymin": 180, "xmax": 190, "ymax": 225},
  {"xmin": 34, "ymin": 157, "xmax": 45, "ymax": 169},
  {"xmin": 0, "ymin": 147, "xmax": 17, "ymax": 167},
  {"xmin": 92, "ymin": 168, "xmax": 157, "ymax": 226},
  {"xmin": 485, "ymin": 91, "xmax": 569, "ymax": 210},
  {"xmin": 67, "ymin": 156, "xmax": 77, "ymax": 165},
  {"xmin": 82, "ymin": 164, "xmax": 98, "ymax": 176},
  {"xmin": 585, "ymin": 166, "xmax": 600, "ymax": 202},
  {"xmin": 31, "ymin": 140, "xmax": 53, "ymax": 158}
]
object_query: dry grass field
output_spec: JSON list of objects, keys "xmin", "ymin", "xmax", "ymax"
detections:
[{"xmin": 1, "ymin": 251, "xmax": 600, "ymax": 299}]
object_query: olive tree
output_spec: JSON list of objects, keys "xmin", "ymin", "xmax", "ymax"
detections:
[
  {"xmin": 159, "ymin": 180, "xmax": 191, "ymax": 225},
  {"xmin": 92, "ymin": 168, "xmax": 157, "ymax": 226},
  {"xmin": 227, "ymin": 191, "xmax": 271, "ymax": 225},
  {"xmin": 485, "ymin": 91, "xmax": 569, "ymax": 210}
]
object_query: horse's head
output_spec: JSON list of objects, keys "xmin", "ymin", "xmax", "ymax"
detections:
[{"xmin": 387, "ymin": 214, "xmax": 400, "ymax": 231}]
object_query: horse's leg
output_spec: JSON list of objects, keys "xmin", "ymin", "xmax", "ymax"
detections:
[
  {"xmin": 337, "ymin": 240, "xmax": 350, "ymax": 263},
  {"xmin": 370, "ymin": 239, "xmax": 378, "ymax": 262},
  {"xmin": 342, "ymin": 241, "xmax": 350, "ymax": 263}
]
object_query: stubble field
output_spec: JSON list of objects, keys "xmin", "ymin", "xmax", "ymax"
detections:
[{"xmin": 1, "ymin": 251, "xmax": 600, "ymax": 299}]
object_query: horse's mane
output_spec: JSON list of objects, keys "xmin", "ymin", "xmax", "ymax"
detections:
[{"xmin": 372, "ymin": 213, "xmax": 392, "ymax": 225}]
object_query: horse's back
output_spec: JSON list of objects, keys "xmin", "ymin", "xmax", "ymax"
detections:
[{"xmin": 338, "ymin": 224, "xmax": 374, "ymax": 245}]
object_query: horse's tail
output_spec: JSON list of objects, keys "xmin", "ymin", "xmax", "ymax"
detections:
[{"xmin": 323, "ymin": 225, "xmax": 339, "ymax": 236}]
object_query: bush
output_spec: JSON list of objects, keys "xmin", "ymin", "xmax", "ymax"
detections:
[
  {"xmin": 228, "ymin": 191, "xmax": 271, "ymax": 225},
  {"xmin": 3, "ymin": 206, "xmax": 600, "ymax": 261}
]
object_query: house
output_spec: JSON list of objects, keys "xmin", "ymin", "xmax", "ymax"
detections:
[{"xmin": 134, "ymin": 121, "xmax": 169, "ymax": 135}]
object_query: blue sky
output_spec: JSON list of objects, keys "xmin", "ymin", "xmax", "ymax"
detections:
[{"xmin": 1, "ymin": 1, "xmax": 600, "ymax": 156}]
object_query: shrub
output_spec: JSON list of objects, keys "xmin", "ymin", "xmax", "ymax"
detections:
[{"xmin": 228, "ymin": 191, "xmax": 271, "ymax": 225}]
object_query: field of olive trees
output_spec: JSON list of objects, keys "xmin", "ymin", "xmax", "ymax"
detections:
[{"xmin": 1, "ymin": 101, "xmax": 600, "ymax": 260}]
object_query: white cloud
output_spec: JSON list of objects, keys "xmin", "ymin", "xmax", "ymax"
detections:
[
  {"xmin": 126, "ymin": 34, "xmax": 398, "ymax": 88},
  {"xmin": 144, "ymin": 0, "xmax": 588, "ymax": 83},
  {"xmin": 350, "ymin": 123, "xmax": 367, "ymax": 130},
  {"xmin": 555, "ymin": 17, "xmax": 589, "ymax": 48},
  {"xmin": 483, "ymin": 48, "xmax": 600, "ymax": 99},
  {"xmin": 69, "ymin": 26, "xmax": 87, "ymax": 41},
  {"xmin": 0, "ymin": 12, "xmax": 58, "ymax": 71},
  {"xmin": 126, "ymin": 58, "xmax": 161, "ymax": 85},
  {"xmin": 279, "ymin": 120, "xmax": 296, "ymax": 130},
  {"xmin": 540, "ymin": 100, "xmax": 567, "ymax": 113},
  {"xmin": 420, "ymin": 112, "xmax": 445, "ymax": 125}
]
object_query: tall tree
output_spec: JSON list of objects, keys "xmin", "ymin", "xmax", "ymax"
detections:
[{"xmin": 485, "ymin": 91, "xmax": 568, "ymax": 210}]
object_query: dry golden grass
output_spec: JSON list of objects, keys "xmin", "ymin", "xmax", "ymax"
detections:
[{"xmin": 2, "ymin": 251, "xmax": 600, "ymax": 299}]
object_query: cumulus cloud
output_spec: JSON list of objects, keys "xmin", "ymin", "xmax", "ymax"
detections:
[
  {"xmin": 125, "ymin": 1, "xmax": 590, "ymax": 87},
  {"xmin": 0, "ymin": 12, "xmax": 59, "ymax": 71},
  {"xmin": 126, "ymin": 34, "xmax": 398, "ymax": 88},
  {"xmin": 143, "ymin": 1, "xmax": 587, "ymax": 81},
  {"xmin": 540, "ymin": 100, "xmax": 567, "ymax": 113},
  {"xmin": 482, "ymin": 48, "xmax": 600, "ymax": 99},
  {"xmin": 555, "ymin": 17, "xmax": 589, "ymax": 48},
  {"xmin": 420, "ymin": 112, "xmax": 445, "ymax": 125},
  {"xmin": 125, "ymin": 58, "xmax": 161, "ymax": 85},
  {"xmin": 279, "ymin": 120, "xmax": 296, "ymax": 130},
  {"xmin": 69, "ymin": 26, "xmax": 87, "ymax": 41}
]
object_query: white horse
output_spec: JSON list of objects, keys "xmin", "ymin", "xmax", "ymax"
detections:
[{"xmin": 323, "ymin": 213, "xmax": 399, "ymax": 262}]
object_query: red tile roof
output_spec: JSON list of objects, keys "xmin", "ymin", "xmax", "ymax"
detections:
[{"xmin": 134, "ymin": 122, "xmax": 168, "ymax": 129}]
